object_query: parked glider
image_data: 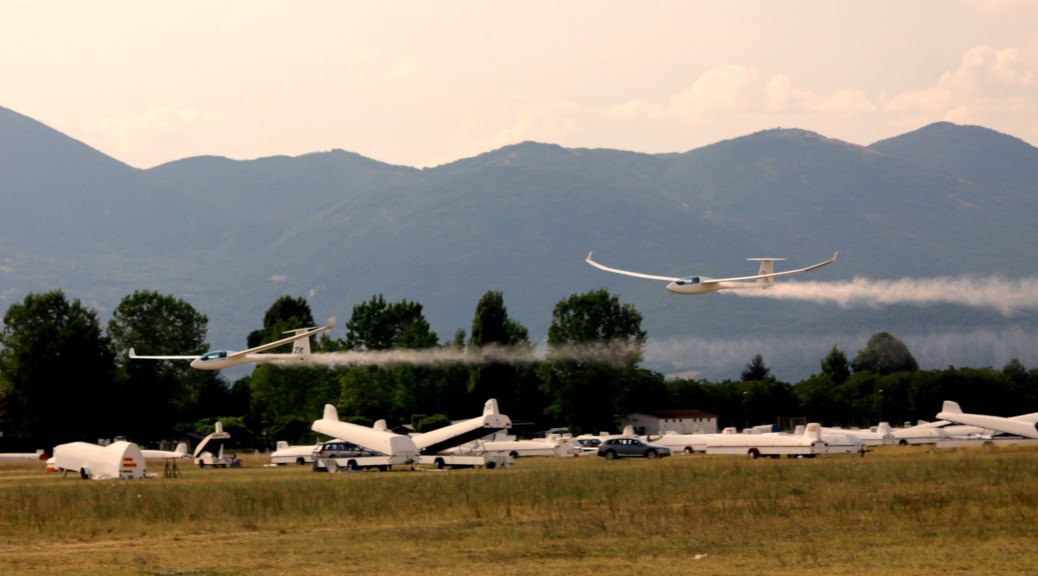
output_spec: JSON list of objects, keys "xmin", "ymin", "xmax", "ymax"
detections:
[
  {"xmin": 129, "ymin": 317, "xmax": 335, "ymax": 370},
  {"xmin": 935, "ymin": 400, "xmax": 1038, "ymax": 439},
  {"xmin": 140, "ymin": 442, "xmax": 191, "ymax": 460},
  {"xmin": 585, "ymin": 252, "xmax": 837, "ymax": 294}
]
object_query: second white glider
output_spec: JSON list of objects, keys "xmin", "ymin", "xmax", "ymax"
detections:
[{"xmin": 586, "ymin": 252, "xmax": 837, "ymax": 294}]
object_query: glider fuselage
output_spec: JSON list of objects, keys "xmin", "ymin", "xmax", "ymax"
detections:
[
  {"xmin": 665, "ymin": 277, "xmax": 757, "ymax": 294},
  {"xmin": 189, "ymin": 351, "xmax": 304, "ymax": 370}
]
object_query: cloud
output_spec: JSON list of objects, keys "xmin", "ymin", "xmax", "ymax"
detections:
[
  {"xmin": 86, "ymin": 106, "xmax": 218, "ymax": 166},
  {"xmin": 670, "ymin": 64, "xmax": 761, "ymax": 121},
  {"xmin": 666, "ymin": 65, "xmax": 879, "ymax": 125},
  {"xmin": 884, "ymin": 46, "xmax": 1035, "ymax": 114}
]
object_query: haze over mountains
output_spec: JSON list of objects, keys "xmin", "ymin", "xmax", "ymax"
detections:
[{"xmin": 2, "ymin": 105, "xmax": 1037, "ymax": 380}]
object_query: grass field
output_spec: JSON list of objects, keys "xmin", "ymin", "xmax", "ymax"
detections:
[{"xmin": 1, "ymin": 446, "xmax": 1036, "ymax": 575}]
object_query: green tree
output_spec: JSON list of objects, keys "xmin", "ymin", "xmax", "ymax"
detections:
[
  {"xmin": 249, "ymin": 365, "xmax": 339, "ymax": 441},
  {"xmin": 344, "ymin": 295, "xmax": 438, "ymax": 350},
  {"xmin": 466, "ymin": 291, "xmax": 535, "ymax": 416},
  {"xmin": 851, "ymin": 332, "xmax": 919, "ymax": 375},
  {"xmin": 796, "ymin": 374, "xmax": 844, "ymax": 424},
  {"xmin": 0, "ymin": 291, "xmax": 115, "ymax": 449},
  {"xmin": 539, "ymin": 289, "xmax": 646, "ymax": 434},
  {"xmin": 245, "ymin": 297, "xmax": 337, "ymax": 440},
  {"xmin": 335, "ymin": 295, "xmax": 440, "ymax": 424},
  {"xmin": 740, "ymin": 354, "xmax": 771, "ymax": 381},
  {"xmin": 743, "ymin": 378, "xmax": 799, "ymax": 428},
  {"xmin": 820, "ymin": 345, "xmax": 851, "ymax": 385},
  {"xmin": 246, "ymin": 295, "xmax": 316, "ymax": 350},
  {"xmin": 107, "ymin": 290, "xmax": 214, "ymax": 441}
]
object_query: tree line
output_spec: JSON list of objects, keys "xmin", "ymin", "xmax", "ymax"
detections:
[{"xmin": 2, "ymin": 288, "xmax": 1036, "ymax": 452}]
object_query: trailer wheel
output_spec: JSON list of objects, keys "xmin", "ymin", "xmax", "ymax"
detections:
[
  {"xmin": 748, "ymin": 449, "xmax": 760, "ymax": 459},
  {"xmin": 296, "ymin": 457, "xmax": 306, "ymax": 466},
  {"xmin": 434, "ymin": 458, "xmax": 446, "ymax": 470},
  {"xmin": 486, "ymin": 461, "xmax": 497, "ymax": 469},
  {"xmin": 347, "ymin": 459, "xmax": 360, "ymax": 471},
  {"xmin": 509, "ymin": 451, "xmax": 519, "ymax": 459},
  {"xmin": 684, "ymin": 447, "xmax": 694, "ymax": 454},
  {"xmin": 898, "ymin": 439, "xmax": 908, "ymax": 446}
]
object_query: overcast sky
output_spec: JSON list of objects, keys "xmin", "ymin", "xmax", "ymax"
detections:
[{"xmin": 3, "ymin": 0, "xmax": 1036, "ymax": 169}]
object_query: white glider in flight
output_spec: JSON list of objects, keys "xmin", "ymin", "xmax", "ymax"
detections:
[
  {"xmin": 586, "ymin": 252, "xmax": 837, "ymax": 294},
  {"xmin": 129, "ymin": 317, "xmax": 335, "ymax": 370}
]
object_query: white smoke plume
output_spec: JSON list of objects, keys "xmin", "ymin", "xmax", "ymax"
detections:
[
  {"xmin": 737, "ymin": 276, "xmax": 1038, "ymax": 315},
  {"xmin": 281, "ymin": 341, "xmax": 641, "ymax": 369}
]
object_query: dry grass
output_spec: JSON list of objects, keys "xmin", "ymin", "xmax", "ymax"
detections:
[{"xmin": 1, "ymin": 446, "xmax": 1036, "ymax": 575}]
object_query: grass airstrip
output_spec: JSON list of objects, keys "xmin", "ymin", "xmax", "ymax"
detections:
[{"xmin": 1, "ymin": 445, "xmax": 1036, "ymax": 575}]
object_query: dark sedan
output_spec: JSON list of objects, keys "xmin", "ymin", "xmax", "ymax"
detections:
[{"xmin": 596, "ymin": 437, "xmax": 671, "ymax": 460}]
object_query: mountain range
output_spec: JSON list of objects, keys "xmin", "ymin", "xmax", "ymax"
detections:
[{"xmin": 2, "ymin": 105, "xmax": 1037, "ymax": 381}]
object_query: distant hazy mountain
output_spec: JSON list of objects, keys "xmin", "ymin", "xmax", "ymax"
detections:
[{"xmin": 2, "ymin": 105, "xmax": 1037, "ymax": 380}]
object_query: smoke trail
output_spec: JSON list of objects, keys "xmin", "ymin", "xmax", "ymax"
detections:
[
  {"xmin": 272, "ymin": 329, "xmax": 1038, "ymax": 382},
  {"xmin": 737, "ymin": 276, "xmax": 1038, "ymax": 315},
  {"xmin": 279, "ymin": 341, "xmax": 642, "ymax": 369}
]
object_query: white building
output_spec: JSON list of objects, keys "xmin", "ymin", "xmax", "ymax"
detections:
[{"xmin": 621, "ymin": 409, "xmax": 718, "ymax": 436}]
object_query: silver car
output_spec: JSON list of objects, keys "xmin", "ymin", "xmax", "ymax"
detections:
[
  {"xmin": 596, "ymin": 437, "xmax": 671, "ymax": 460},
  {"xmin": 311, "ymin": 441, "xmax": 381, "ymax": 471}
]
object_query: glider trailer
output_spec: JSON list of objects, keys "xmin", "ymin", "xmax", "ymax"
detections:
[{"xmin": 310, "ymin": 399, "xmax": 513, "ymax": 471}]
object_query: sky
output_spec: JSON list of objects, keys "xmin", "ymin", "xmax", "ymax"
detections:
[{"xmin": 2, "ymin": 0, "xmax": 1037, "ymax": 169}]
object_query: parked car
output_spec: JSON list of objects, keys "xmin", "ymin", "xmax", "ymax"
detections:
[
  {"xmin": 311, "ymin": 441, "xmax": 382, "ymax": 471},
  {"xmin": 596, "ymin": 437, "xmax": 671, "ymax": 460}
]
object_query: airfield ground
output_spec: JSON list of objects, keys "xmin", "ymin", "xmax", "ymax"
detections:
[{"xmin": 1, "ymin": 445, "xmax": 1036, "ymax": 575}]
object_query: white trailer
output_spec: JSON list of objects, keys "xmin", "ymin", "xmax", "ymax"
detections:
[
  {"xmin": 321, "ymin": 454, "xmax": 415, "ymax": 472},
  {"xmin": 193, "ymin": 421, "xmax": 234, "ymax": 467},
  {"xmin": 890, "ymin": 421, "xmax": 950, "ymax": 445},
  {"xmin": 646, "ymin": 431, "xmax": 711, "ymax": 454},
  {"xmin": 419, "ymin": 452, "xmax": 514, "ymax": 470},
  {"xmin": 0, "ymin": 449, "xmax": 45, "ymax": 461},
  {"xmin": 269, "ymin": 441, "xmax": 319, "ymax": 466},
  {"xmin": 706, "ymin": 423, "xmax": 827, "ymax": 458},
  {"xmin": 824, "ymin": 423, "xmax": 896, "ymax": 447},
  {"xmin": 52, "ymin": 441, "xmax": 145, "ymax": 479}
]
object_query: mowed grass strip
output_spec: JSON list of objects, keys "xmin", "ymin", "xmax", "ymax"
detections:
[{"xmin": 1, "ymin": 446, "xmax": 1036, "ymax": 575}]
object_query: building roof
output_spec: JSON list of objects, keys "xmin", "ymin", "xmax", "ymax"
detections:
[{"xmin": 635, "ymin": 409, "xmax": 718, "ymax": 419}]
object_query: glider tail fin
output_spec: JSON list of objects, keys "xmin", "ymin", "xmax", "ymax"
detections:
[
  {"xmin": 284, "ymin": 328, "xmax": 313, "ymax": 357},
  {"xmin": 804, "ymin": 422, "xmax": 823, "ymax": 441},
  {"xmin": 941, "ymin": 400, "xmax": 963, "ymax": 414},
  {"xmin": 757, "ymin": 259, "xmax": 774, "ymax": 288},
  {"xmin": 747, "ymin": 258, "xmax": 783, "ymax": 288}
]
